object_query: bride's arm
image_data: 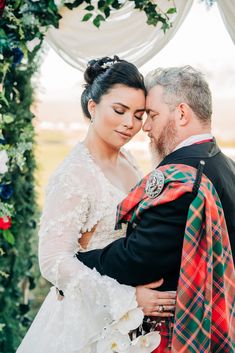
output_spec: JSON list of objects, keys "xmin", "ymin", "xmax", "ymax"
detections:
[
  {"xmin": 38, "ymin": 175, "xmax": 90, "ymax": 290},
  {"xmin": 38, "ymin": 170, "xmax": 175, "ymax": 318},
  {"xmin": 38, "ymin": 171, "xmax": 143, "ymax": 321}
]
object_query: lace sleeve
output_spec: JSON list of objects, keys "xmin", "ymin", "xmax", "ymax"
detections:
[
  {"xmin": 38, "ymin": 171, "xmax": 90, "ymax": 290},
  {"xmin": 38, "ymin": 163, "xmax": 138, "ymax": 323}
]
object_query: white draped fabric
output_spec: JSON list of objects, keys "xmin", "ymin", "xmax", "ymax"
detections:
[
  {"xmin": 46, "ymin": 0, "xmax": 193, "ymax": 71},
  {"xmin": 217, "ymin": 0, "xmax": 235, "ymax": 45}
]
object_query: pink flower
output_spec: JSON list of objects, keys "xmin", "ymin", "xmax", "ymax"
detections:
[{"xmin": 0, "ymin": 0, "xmax": 6, "ymax": 17}]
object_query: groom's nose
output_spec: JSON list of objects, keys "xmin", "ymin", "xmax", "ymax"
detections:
[{"xmin": 142, "ymin": 116, "xmax": 151, "ymax": 132}]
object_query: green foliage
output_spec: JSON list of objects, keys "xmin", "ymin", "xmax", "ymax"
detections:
[
  {"xmin": 66, "ymin": 0, "xmax": 177, "ymax": 29},
  {"xmin": 0, "ymin": 56, "xmax": 39, "ymax": 353},
  {"xmin": 0, "ymin": 1, "xmax": 56, "ymax": 350}
]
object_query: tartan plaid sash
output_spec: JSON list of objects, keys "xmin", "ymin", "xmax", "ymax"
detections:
[{"xmin": 116, "ymin": 164, "xmax": 235, "ymax": 352}]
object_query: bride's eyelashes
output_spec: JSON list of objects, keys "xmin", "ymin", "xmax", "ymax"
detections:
[
  {"xmin": 114, "ymin": 108, "xmax": 125, "ymax": 115},
  {"xmin": 135, "ymin": 113, "xmax": 144, "ymax": 121},
  {"xmin": 113, "ymin": 108, "xmax": 143, "ymax": 121}
]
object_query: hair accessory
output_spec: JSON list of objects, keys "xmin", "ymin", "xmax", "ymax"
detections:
[{"xmin": 101, "ymin": 60, "xmax": 118, "ymax": 69}]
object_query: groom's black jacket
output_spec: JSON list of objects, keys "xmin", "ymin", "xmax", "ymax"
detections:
[{"xmin": 77, "ymin": 141, "xmax": 235, "ymax": 290}]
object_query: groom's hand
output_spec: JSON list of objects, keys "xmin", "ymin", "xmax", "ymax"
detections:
[{"xmin": 136, "ymin": 278, "xmax": 176, "ymax": 317}]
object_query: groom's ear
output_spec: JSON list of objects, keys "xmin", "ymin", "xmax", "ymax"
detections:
[
  {"xmin": 87, "ymin": 99, "xmax": 96, "ymax": 117},
  {"xmin": 177, "ymin": 103, "xmax": 191, "ymax": 127}
]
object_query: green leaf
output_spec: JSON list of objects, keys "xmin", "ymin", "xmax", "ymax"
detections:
[
  {"xmin": 161, "ymin": 21, "xmax": 171, "ymax": 33},
  {"xmin": 96, "ymin": 14, "xmax": 105, "ymax": 21},
  {"xmin": 3, "ymin": 114, "xmax": 14, "ymax": 124},
  {"xmin": 65, "ymin": 0, "xmax": 84, "ymax": 10},
  {"xmin": 0, "ymin": 93, "xmax": 9, "ymax": 107},
  {"xmin": 111, "ymin": 0, "xmax": 122, "ymax": 9},
  {"xmin": 85, "ymin": 5, "xmax": 95, "ymax": 11},
  {"xmin": 0, "ymin": 29, "xmax": 7, "ymax": 40},
  {"xmin": 3, "ymin": 230, "xmax": 15, "ymax": 245},
  {"xmin": 0, "ymin": 323, "xmax": 6, "ymax": 332},
  {"xmin": 82, "ymin": 13, "xmax": 93, "ymax": 21},
  {"xmin": 93, "ymin": 14, "xmax": 105, "ymax": 28},
  {"xmin": 104, "ymin": 7, "xmax": 111, "ymax": 18},
  {"xmin": 166, "ymin": 7, "xmax": 177, "ymax": 14},
  {"xmin": 97, "ymin": 0, "xmax": 105, "ymax": 9},
  {"xmin": 106, "ymin": 0, "xmax": 114, "ymax": 5}
]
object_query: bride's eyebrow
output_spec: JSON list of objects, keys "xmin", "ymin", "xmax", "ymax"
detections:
[
  {"xmin": 113, "ymin": 102, "xmax": 145, "ymax": 112},
  {"xmin": 112, "ymin": 102, "xmax": 129, "ymax": 109}
]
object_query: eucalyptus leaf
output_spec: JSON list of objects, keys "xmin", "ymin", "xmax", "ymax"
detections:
[
  {"xmin": 93, "ymin": 14, "xmax": 105, "ymax": 28},
  {"xmin": 104, "ymin": 7, "xmax": 111, "ymax": 18},
  {"xmin": 98, "ymin": 0, "xmax": 105, "ymax": 8},
  {"xmin": 166, "ymin": 7, "xmax": 177, "ymax": 14},
  {"xmin": 82, "ymin": 13, "xmax": 93, "ymax": 21},
  {"xmin": 85, "ymin": 5, "xmax": 94, "ymax": 11}
]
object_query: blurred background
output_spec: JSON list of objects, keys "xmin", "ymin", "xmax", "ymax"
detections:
[{"xmin": 34, "ymin": 0, "xmax": 235, "ymax": 207}]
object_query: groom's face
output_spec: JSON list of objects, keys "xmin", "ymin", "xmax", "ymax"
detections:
[{"xmin": 143, "ymin": 85, "xmax": 178, "ymax": 161}]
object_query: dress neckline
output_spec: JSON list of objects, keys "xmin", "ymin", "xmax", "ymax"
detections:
[{"xmin": 78, "ymin": 142, "xmax": 128, "ymax": 196}]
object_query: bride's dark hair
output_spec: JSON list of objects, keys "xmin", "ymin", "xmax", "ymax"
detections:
[{"xmin": 81, "ymin": 55, "xmax": 146, "ymax": 120}]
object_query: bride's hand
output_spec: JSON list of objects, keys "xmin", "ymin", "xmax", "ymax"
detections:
[{"xmin": 135, "ymin": 278, "xmax": 176, "ymax": 317}]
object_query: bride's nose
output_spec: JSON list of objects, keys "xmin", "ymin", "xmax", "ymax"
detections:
[{"xmin": 123, "ymin": 114, "xmax": 134, "ymax": 129}]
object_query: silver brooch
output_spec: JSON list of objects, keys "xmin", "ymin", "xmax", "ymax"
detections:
[{"xmin": 145, "ymin": 169, "xmax": 165, "ymax": 198}]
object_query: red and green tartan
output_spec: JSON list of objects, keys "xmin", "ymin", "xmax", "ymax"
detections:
[{"xmin": 116, "ymin": 164, "xmax": 235, "ymax": 352}]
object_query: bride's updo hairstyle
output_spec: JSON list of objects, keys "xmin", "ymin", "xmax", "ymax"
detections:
[{"xmin": 81, "ymin": 55, "xmax": 146, "ymax": 120}]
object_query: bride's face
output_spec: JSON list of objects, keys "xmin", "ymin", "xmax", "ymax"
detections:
[{"xmin": 88, "ymin": 84, "xmax": 145, "ymax": 149}]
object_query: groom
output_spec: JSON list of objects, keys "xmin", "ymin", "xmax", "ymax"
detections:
[{"xmin": 77, "ymin": 66, "xmax": 235, "ymax": 352}]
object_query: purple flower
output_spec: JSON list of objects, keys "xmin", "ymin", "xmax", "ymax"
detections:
[{"xmin": 0, "ymin": 184, "xmax": 13, "ymax": 200}]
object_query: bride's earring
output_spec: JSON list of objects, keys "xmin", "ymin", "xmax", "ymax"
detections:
[{"xmin": 90, "ymin": 115, "xmax": 95, "ymax": 124}]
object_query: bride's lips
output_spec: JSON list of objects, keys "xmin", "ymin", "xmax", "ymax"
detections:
[{"xmin": 115, "ymin": 130, "xmax": 132, "ymax": 139}]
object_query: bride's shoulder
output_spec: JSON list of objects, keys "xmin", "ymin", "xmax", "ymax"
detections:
[{"xmin": 46, "ymin": 142, "xmax": 95, "ymax": 192}]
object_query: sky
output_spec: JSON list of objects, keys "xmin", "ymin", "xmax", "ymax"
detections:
[{"xmin": 36, "ymin": 0, "xmax": 235, "ymax": 139}]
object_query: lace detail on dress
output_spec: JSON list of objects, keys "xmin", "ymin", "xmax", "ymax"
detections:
[
  {"xmin": 17, "ymin": 142, "xmax": 162, "ymax": 353},
  {"xmin": 38, "ymin": 141, "xmax": 139, "ymax": 289}
]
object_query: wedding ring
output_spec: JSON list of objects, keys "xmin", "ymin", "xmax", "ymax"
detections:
[{"xmin": 157, "ymin": 305, "xmax": 164, "ymax": 313}]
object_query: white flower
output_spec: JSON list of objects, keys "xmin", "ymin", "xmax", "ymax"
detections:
[
  {"xmin": 112, "ymin": 308, "xmax": 144, "ymax": 334},
  {"xmin": 97, "ymin": 330, "xmax": 161, "ymax": 353},
  {"xmin": 97, "ymin": 331, "xmax": 131, "ymax": 353},
  {"xmin": 129, "ymin": 332, "xmax": 161, "ymax": 353},
  {"xmin": 0, "ymin": 150, "xmax": 9, "ymax": 174},
  {"xmin": 26, "ymin": 38, "xmax": 41, "ymax": 52}
]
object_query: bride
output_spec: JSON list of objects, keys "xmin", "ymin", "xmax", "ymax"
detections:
[{"xmin": 16, "ymin": 56, "xmax": 175, "ymax": 353}]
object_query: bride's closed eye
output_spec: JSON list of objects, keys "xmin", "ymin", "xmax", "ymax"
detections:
[
  {"xmin": 114, "ymin": 108, "xmax": 143, "ymax": 121},
  {"xmin": 135, "ymin": 113, "xmax": 144, "ymax": 121},
  {"xmin": 114, "ymin": 108, "xmax": 125, "ymax": 115}
]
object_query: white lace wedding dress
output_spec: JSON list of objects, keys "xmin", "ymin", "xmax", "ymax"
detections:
[{"xmin": 16, "ymin": 142, "xmax": 160, "ymax": 353}]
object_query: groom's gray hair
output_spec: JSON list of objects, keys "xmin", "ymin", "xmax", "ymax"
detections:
[{"xmin": 144, "ymin": 66, "xmax": 212, "ymax": 124}]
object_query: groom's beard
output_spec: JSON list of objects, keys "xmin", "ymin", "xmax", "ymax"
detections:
[
  {"xmin": 149, "ymin": 118, "xmax": 178, "ymax": 168},
  {"xmin": 149, "ymin": 142, "xmax": 162, "ymax": 168}
]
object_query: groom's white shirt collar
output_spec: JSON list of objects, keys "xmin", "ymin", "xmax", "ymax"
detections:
[{"xmin": 173, "ymin": 133, "xmax": 214, "ymax": 152}]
